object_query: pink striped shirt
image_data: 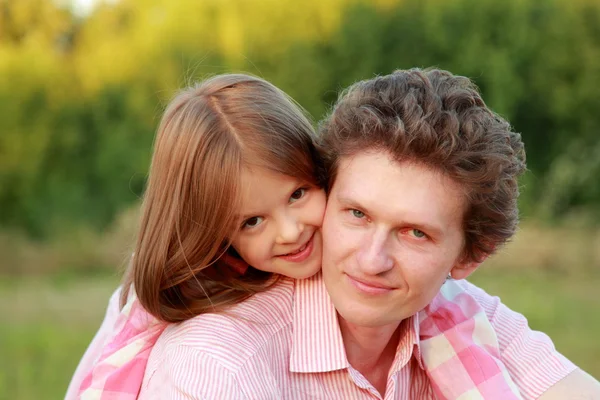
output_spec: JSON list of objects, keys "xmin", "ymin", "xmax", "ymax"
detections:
[{"xmin": 136, "ymin": 273, "xmax": 575, "ymax": 399}]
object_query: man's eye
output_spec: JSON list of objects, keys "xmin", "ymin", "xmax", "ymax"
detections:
[
  {"xmin": 411, "ymin": 229, "xmax": 426, "ymax": 238},
  {"xmin": 243, "ymin": 216, "xmax": 264, "ymax": 229},
  {"xmin": 351, "ymin": 209, "xmax": 365, "ymax": 218},
  {"xmin": 290, "ymin": 187, "xmax": 307, "ymax": 202}
]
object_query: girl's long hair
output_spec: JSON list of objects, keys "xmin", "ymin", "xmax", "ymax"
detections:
[{"xmin": 121, "ymin": 74, "xmax": 322, "ymax": 322}]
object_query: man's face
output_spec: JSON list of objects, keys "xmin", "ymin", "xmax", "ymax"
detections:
[{"xmin": 321, "ymin": 151, "xmax": 476, "ymax": 328}]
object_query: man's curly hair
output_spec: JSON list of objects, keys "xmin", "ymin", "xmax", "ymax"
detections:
[{"xmin": 318, "ymin": 68, "xmax": 526, "ymax": 262}]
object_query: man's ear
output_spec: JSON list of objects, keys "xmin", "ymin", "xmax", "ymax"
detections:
[
  {"xmin": 450, "ymin": 249, "xmax": 492, "ymax": 280},
  {"xmin": 450, "ymin": 242, "xmax": 497, "ymax": 280},
  {"xmin": 449, "ymin": 260, "xmax": 482, "ymax": 280}
]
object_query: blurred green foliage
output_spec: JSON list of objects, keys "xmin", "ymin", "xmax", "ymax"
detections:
[{"xmin": 2, "ymin": 0, "xmax": 600, "ymax": 238}]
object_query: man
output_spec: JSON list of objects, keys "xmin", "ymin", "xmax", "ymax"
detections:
[
  {"xmin": 315, "ymin": 68, "xmax": 600, "ymax": 399},
  {"xmin": 140, "ymin": 69, "xmax": 600, "ymax": 399}
]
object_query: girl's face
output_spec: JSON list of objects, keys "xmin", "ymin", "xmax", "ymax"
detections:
[{"xmin": 231, "ymin": 167, "xmax": 326, "ymax": 279}]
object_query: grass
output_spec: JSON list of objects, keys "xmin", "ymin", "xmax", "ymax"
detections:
[
  {"xmin": 0, "ymin": 275, "xmax": 119, "ymax": 400},
  {"xmin": 470, "ymin": 267, "xmax": 600, "ymax": 379}
]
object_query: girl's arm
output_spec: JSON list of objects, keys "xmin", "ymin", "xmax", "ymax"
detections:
[{"xmin": 64, "ymin": 286, "xmax": 122, "ymax": 399}]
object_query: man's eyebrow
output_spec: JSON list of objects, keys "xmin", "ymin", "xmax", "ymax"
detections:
[
  {"xmin": 336, "ymin": 194, "xmax": 366, "ymax": 210},
  {"xmin": 405, "ymin": 221, "xmax": 444, "ymax": 237},
  {"xmin": 336, "ymin": 193, "xmax": 444, "ymax": 236}
]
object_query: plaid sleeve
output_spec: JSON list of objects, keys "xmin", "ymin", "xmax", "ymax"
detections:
[
  {"xmin": 460, "ymin": 280, "xmax": 577, "ymax": 399},
  {"xmin": 65, "ymin": 286, "xmax": 122, "ymax": 399},
  {"xmin": 419, "ymin": 280, "xmax": 523, "ymax": 399}
]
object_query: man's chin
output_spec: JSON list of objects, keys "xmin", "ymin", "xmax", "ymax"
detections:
[{"xmin": 335, "ymin": 306, "xmax": 395, "ymax": 329}]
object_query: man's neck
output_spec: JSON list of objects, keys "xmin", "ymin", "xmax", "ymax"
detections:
[{"xmin": 338, "ymin": 315, "xmax": 402, "ymax": 396}]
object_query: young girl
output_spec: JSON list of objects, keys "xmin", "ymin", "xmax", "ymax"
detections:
[{"xmin": 66, "ymin": 73, "xmax": 327, "ymax": 399}]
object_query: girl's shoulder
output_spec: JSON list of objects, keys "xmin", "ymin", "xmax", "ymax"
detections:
[
  {"xmin": 141, "ymin": 277, "xmax": 300, "ymax": 399},
  {"xmin": 157, "ymin": 276, "xmax": 296, "ymax": 354}
]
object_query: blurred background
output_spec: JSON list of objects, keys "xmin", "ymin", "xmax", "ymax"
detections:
[{"xmin": 1, "ymin": 0, "xmax": 599, "ymax": 398}]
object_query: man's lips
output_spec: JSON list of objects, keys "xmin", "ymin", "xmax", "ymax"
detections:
[{"xmin": 345, "ymin": 274, "xmax": 395, "ymax": 295}]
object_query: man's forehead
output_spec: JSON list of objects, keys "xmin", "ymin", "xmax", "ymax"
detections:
[
  {"xmin": 335, "ymin": 151, "xmax": 414, "ymax": 186},
  {"xmin": 335, "ymin": 150, "xmax": 463, "ymax": 192},
  {"xmin": 337, "ymin": 149, "xmax": 393, "ymax": 168},
  {"xmin": 332, "ymin": 151, "xmax": 467, "ymax": 225}
]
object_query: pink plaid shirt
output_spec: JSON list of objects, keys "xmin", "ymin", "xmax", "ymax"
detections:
[{"xmin": 125, "ymin": 273, "xmax": 573, "ymax": 399}]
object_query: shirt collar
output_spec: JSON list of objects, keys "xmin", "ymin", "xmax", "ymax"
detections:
[
  {"xmin": 289, "ymin": 272, "xmax": 348, "ymax": 373},
  {"xmin": 390, "ymin": 313, "xmax": 425, "ymax": 373},
  {"xmin": 289, "ymin": 272, "xmax": 425, "ymax": 373}
]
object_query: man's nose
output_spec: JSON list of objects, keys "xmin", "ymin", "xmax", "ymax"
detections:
[
  {"xmin": 275, "ymin": 212, "xmax": 303, "ymax": 244},
  {"xmin": 356, "ymin": 230, "xmax": 394, "ymax": 274}
]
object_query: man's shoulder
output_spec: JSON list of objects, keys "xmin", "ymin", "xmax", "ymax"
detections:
[
  {"xmin": 442, "ymin": 278, "xmax": 502, "ymax": 317},
  {"xmin": 443, "ymin": 279, "xmax": 581, "ymax": 399},
  {"xmin": 157, "ymin": 277, "xmax": 295, "ymax": 367},
  {"xmin": 421, "ymin": 279, "xmax": 505, "ymax": 333}
]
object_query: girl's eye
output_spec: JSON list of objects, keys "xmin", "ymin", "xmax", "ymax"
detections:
[
  {"xmin": 243, "ymin": 216, "xmax": 264, "ymax": 229},
  {"xmin": 290, "ymin": 187, "xmax": 307, "ymax": 203},
  {"xmin": 351, "ymin": 209, "xmax": 365, "ymax": 219},
  {"xmin": 410, "ymin": 229, "xmax": 426, "ymax": 238}
]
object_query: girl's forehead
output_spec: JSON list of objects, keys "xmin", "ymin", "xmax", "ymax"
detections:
[{"xmin": 237, "ymin": 167, "xmax": 301, "ymax": 217}]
